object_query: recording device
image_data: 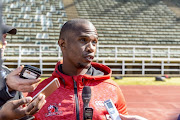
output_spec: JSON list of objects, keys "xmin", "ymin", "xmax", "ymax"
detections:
[
  {"xmin": 104, "ymin": 99, "xmax": 122, "ymax": 120},
  {"xmin": 19, "ymin": 65, "xmax": 41, "ymax": 79},
  {"xmin": 82, "ymin": 86, "xmax": 93, "ymax": 120},
  {"xmin": 27, "ymin": 78, "xmax": 60, "ymax": 106},
  {"xmin": 32, "ymin": 78, "xmax": 60, "ymax": 100}
]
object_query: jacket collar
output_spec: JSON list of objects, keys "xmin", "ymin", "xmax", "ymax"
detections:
[{"xmin": 52, "ymin": 61, "xmax": 112, "ymax": 88}]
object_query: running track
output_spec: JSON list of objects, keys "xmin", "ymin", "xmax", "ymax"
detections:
[{"xmin": 120, "ymin": 86, "xmax": 180, "ymax": 120}]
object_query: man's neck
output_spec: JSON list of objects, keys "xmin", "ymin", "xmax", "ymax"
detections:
[{"xmin": 61, "ymin": 64, "xmax": 88, "ymax": 76}]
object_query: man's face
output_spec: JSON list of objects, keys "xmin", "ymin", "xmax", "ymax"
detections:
[
  {"xmin": 1, "ymin": 34, "xmax": 7, "ymax": 56},
  {"xmin": 62, "ymin": 23, "xmax": 98, "ymax": 69}
]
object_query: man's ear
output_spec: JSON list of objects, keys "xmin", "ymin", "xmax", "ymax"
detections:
[{"xmin": 58, "ymin": 38, "xmax": 65, "ymax": 48}]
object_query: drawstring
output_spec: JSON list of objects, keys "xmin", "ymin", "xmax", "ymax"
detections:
[
  {"xmin": 56, "ymin": 71, "xmax": 66, "ymax": 88},
  {"xmin": 82, "ymin": 78, "xmax": 85, "ymax": 86},
  {"xmin": 72, "ymin": 77, "xmax": 80, "ymax": 120}
]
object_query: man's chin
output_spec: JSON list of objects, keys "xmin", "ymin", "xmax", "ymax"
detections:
[{"xmin": 77, "ymin": 62, "xmax": 91, "ymax": 69}]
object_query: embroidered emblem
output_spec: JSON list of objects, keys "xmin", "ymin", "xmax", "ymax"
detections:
[
  {"xmin": 45, "ymin": 103, "xmax": 62, "ymax": 117},
  {"xmin": 48, "ymin": 105, "xmax": 58, "ymax": 113}
]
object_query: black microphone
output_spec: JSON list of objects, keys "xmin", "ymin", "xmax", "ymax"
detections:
[
  {"xmin": 82, "ymin": 86, "xmax": 91, "ymax": 108},
  {"xmin": 82, "ymin": 86, "xmax": 93, "ymax": 120}
]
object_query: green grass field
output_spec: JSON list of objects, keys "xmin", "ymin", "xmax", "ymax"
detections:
[
  {"xmin": 112, "ymin": 77, "xmax": 180, "ymax": 85},
  {"xmin": 41, "ymin": 77, "xmax": 180, "ymax": 85}
]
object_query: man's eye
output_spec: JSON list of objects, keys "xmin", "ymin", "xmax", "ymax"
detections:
[
  {"xmin": 92, "ymin": 40, "xmax": 97, "ymax": 45},
  {"xmin": 80, "ymin": 38, "xmax": 86, "ymax": 42}
]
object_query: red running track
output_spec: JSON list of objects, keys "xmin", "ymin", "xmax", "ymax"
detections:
[{"xmin": 120, "ymin": 86, "xmax": 180, "ymax": 120}]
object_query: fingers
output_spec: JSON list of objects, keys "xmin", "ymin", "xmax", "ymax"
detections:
[
  {"xmin": 119, "ymin": 114, "xmax": 130, "ymax": 120},
  {"xmin": 18, "ymin": 78, "xmax": 41, "ymax": 85},
  {"xmin": 15, "ymin": 78, "xmax": 40, "ymax": 92},
  {"xmin": 18, "ymin": 79, "xmax": 40, "ymax": 92},
  {"xmin": 10, "ymin": 66, "xmax": 24, "ymax": 76},
  {"xmin": 6, "ymin": 65, "xmax": 41, "ymax": 92},
  {"xmin": 26, "ymin": 94, "xmax": 46, "ymax": 115},
  {"xmin": 12, "ymin": 97, "xmax": 33, "ymax": 109},
  {"xmin": 18, "ymin": 85, "xmax": 36, "ymax": 92},
  {"xmin": 119, "ymin": 114, "xmax": 148, "ymax": 120},
  {"xmin": 0, "ymin": 97, "xmax": 33, "ymax": 120}
]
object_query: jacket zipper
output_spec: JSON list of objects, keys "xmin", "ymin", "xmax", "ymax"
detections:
[{"xmin": 73, "ymin": 78, "xmax": 80, "ymax": 120}]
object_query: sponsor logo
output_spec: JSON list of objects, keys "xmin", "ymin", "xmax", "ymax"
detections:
[
  {"xmin": 95, "ymin": 101, "xmax": 104, "ymax": 107},
  {"xmin": 45, "ymin": 103, "xmax": 62, "ymax": 117}
]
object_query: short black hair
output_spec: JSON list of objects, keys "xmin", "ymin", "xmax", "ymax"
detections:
[{"xmin": 59, "ymin": 19, "xmax": 91, "ymax": 40}]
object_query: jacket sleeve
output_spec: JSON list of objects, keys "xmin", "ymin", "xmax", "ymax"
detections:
[
  {"xmin": 0, "ymin": 78, "xmax": 17, "ymax": 107},
  {"xmin": 103, "ymin": 79, "xmax": 128, "ymax": 115},
  {"xmin": 116, "ymin": 86, "xmax": 128, "ymax": 115},
  {"xmin": 0, "ymin": 66, "xmax": 17, "ymax": 107}
]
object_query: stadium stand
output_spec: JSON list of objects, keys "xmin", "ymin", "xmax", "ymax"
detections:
[{"xmin": 2, "ymin": 0, "xmax": 180, "ymax": 76}]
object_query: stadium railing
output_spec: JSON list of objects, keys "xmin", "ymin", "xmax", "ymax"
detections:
[{"xmin": 3, "ymin": 44, "xmax": 180, "ymax": 76}]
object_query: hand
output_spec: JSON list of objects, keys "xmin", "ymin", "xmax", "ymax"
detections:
[
  {"xmin": 119, "ymin": 114, "xmax": 148, "ymax": 120},
  {"xmin": 6, "ymin": 66, "xmax": 40, "ymax": 92},
  {"xmin": 0, "ymin": 94, "xmax": 46, "ymax": 120}
]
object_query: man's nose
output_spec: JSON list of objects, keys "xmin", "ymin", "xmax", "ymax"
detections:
[{"xmin": 86, "ymin": 42, "xmax": 96, "ymax": 53}]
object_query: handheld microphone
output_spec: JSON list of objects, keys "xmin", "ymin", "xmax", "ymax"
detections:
[
  {"xmin": 82, "ymin": 86, "xmax": 91, "ymax": 108},
  {"xmin": 82, "ymin": 86, "xmax": 93, "ymax": 120}
]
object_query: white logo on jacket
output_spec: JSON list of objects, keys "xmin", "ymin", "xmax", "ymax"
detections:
[{"xmin": 95, "ymin": 101, "xmax": 104, "ymax": 107}]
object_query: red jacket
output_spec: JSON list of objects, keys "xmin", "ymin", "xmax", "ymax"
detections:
[{"xmin": 28, "ymin": 61, "xmax": 128, "ymax": 120}]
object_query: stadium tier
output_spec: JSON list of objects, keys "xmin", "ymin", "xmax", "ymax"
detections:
[
  {"xmin": 2, "ymin": 0, "xmax": 180, "ymax": 76},
  {"xmin": 3, "ymin": 0, "xmax": 66, "ymax": 44},
  {"xmin": 75, "ymin": 0, "xmax": 180, "ymax": 45}
]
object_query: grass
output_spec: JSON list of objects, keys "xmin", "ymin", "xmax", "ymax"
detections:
[
  {"xmin": 41, "ymin": 77, "xmax": 180, "ymax": 86},
  {"xmin": 113, "ymin": 77, "xmax": 180, "ymax": 86}
]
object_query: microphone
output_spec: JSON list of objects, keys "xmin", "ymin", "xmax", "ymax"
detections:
[
  {"xmin": 82, "ymin": 86, "xmax": 91, "ymax": 108},
  {"xmin": 82, "ymin": 86, "xmax": 93, "ymax": 120}
]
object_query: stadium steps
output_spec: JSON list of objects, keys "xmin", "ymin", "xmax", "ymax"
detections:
[
  {"xmin": 74, "ymin": 0, "xmax": 180, "ymax": 46},
  {"xmin": 62, "ymin": 0, "xmax": 79, "ymax": 19},
  {"xmin": 2, "ymin": 0, "xmax": 180, "ymax": 76}
]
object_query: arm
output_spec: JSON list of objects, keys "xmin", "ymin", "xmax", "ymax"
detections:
[
  {"xmin": 0, "ymin": 86, "xmax": 17, "ymax": 107},
  {"xmin": 113, "ymin": 82, "xmax": 128, "ymax": 115},
  {"xmin": 0, "ymin": 66, "xmax": 15, "ymax": 106},
  {"xmin": 0, "ymin": 66, "xmax": 40, "ymax": 107},
  {"xmin": 0, "ymin": 94, "xmax": 46, "ymax": 120},
  {"xmin": 119, "ymin": 114, "xmax": 148, "ymax": 120},
  {"xmin": 116, "ymin": 88, "xmax": 128, "ymax": 115},
  {"xmin": 115, "ymin": 85, "xmax": 147, "ymax": 120}
]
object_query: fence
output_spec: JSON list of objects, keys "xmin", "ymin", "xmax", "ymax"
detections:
[{"xmin": 3, "ymin": 44, "xmax": 180, "ymax": 76}]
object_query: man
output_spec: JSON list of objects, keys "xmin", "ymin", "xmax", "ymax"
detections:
[
  {"xmin": 0, "ymin": 94, "xmax": 46, "ymax": 120},
  {"xmin": 0, "ymin": 24, "xmax": 40, "ymax": 107},
  {"xmin": 28, "ymin": 19, "xmax": 147, "ymax": 120}
]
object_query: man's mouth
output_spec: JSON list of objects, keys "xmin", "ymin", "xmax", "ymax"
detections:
[{"xmin": 85, "ymin": 55, "xmax": 94, "ymax": 62}]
